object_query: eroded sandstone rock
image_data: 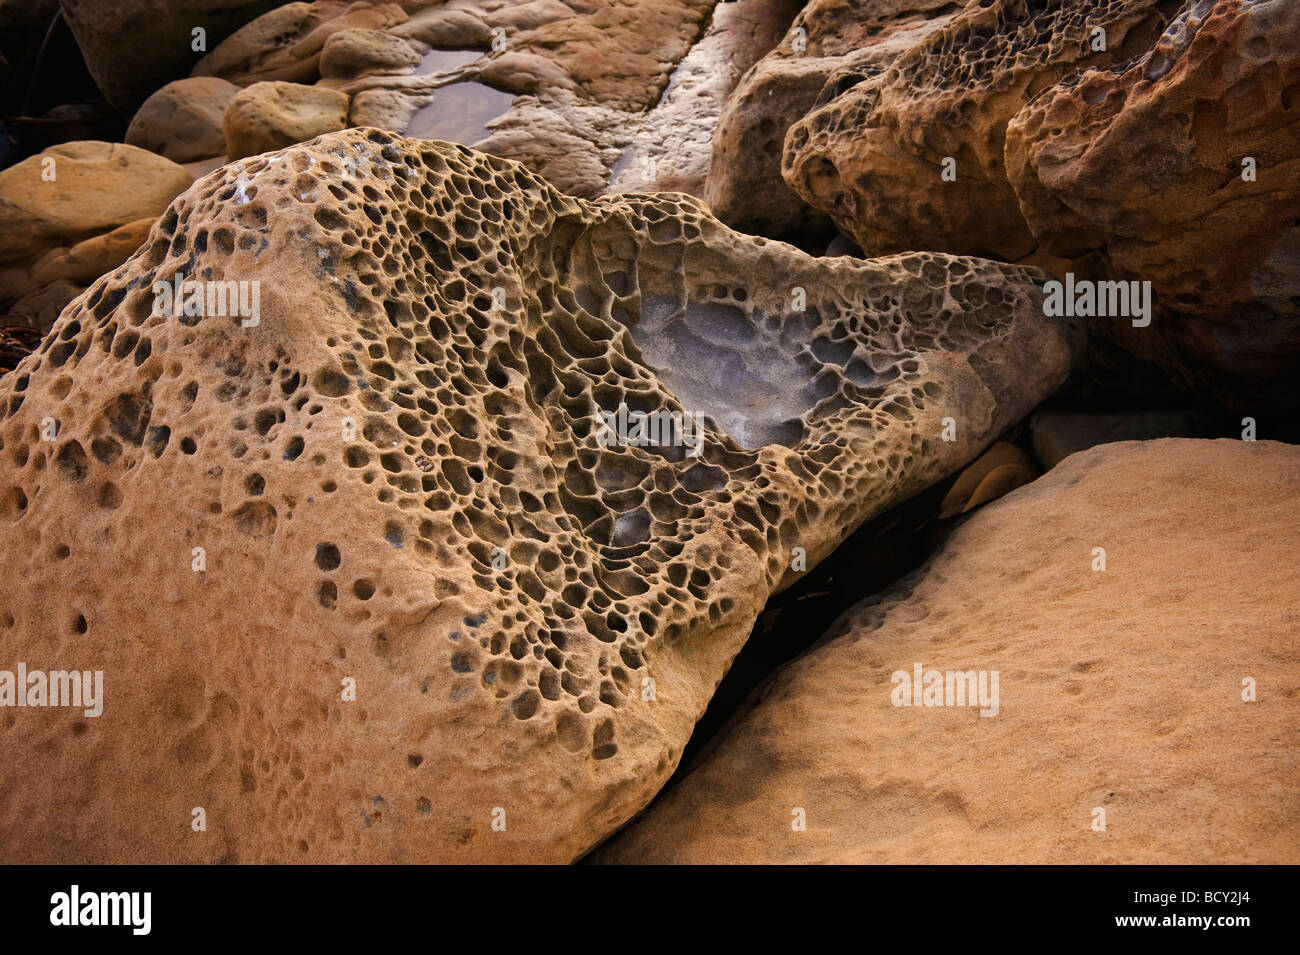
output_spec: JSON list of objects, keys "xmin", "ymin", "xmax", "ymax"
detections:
[
  {"xmin": 0, "ymin": 128, "xmax": 1076, "ymax": 863},
  {"xmin": 1005, "ymin": 0, "xmax": 1300, "ymax": 407},
  {"xmin": 706, "ymin": 0, "xmax": 961, "ymax": 242},
  {"xmin": 596, "ymin": 438, "xmax": 1300, "ymax": 864},
  {"xmin": 782, "ymin": 0, "xmax": 1170, "ymax": 259}
]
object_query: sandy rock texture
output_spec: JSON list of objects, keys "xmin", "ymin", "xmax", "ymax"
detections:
[
  {"xmin": 0, "ymin": 127, "xmax": 1077, "ymax": 863},
  {"xmin": 1006, "ymin": 0, "xmax": 1300, "ymax": 408},
  {"xmin": 127, "ymin": 78, "xmax": 243, "ymax": 164},
  {"xmin": 57, "ymin": 0, "xmax": 282, "ymax": 109},
  {"xmin": 596, "ymin": 438, "xmax": 1300, "ymax": 864}
]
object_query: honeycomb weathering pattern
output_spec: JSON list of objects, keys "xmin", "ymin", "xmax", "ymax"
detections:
[{"xmin": 0, "ymin": 127, "xmax": 1076, "ymax": 863}]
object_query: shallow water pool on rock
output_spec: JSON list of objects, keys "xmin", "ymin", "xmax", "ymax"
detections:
[{"xmin": 405, "ymin": 83, "xmax": 515, "ymax": 145}]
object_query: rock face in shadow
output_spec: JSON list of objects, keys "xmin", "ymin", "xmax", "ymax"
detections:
[
  {"xmin": 58, "ymin": 0, "xmax": 282, "ymax": 109},
  {"xmin": 594, "ymin": 438, "xmax": 1300, "ymax": 865},
  {"xmin": 0, "ymin": 127, "xmax": 1076, "ymax": 863},
  {"xmin": 706, "ymin": 0, "xmax": 962, "ymax": 242},
  {"xmin": 782, "ymin": 0, "xmax": 1170, "ymax": 260},
  {"xmin": 1005, "ymin": 0, "xmax": 1300, "ymax": 408}
]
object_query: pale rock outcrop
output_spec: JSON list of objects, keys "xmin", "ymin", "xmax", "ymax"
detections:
[
  {"xmin": 596, "ymin": 439, "xmax": 1300, "ymax": 864},
  {"xmin": 0, "ymin": 127, "xmax": 1076, "ymax": 863},
  {"xmin": 603, "ymin": 0, "xmax": 803, "ymax": 198}
]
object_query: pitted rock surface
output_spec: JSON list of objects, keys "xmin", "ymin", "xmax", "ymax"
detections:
[
  {"xmin": 0, "ymin": 127, "xmax": 1076, "ymax": 863},
  {"xmin": 595, "ymin": 439, "xmax": 1300, "ymax": 864}
]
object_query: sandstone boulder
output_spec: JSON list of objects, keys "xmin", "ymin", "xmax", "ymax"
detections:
[
  {"xmin": 223, "ymin": 81, "xmax": 351, "ymax": 159},
  {"xmin": 0, "ymin": 127, "xmax": 1076, "ymax": 863},
  {"xmin": 127, "ymin": 78, "xmax": 241, "ymax": 163},
  {"xmin": 320, "ymin": 27, "xmax": 423, "ymax": 79},
  {"xmin": 596, "ymin": 439, "xmax": 1300, "ymax": 864},
  {"xmin": 0, "ymin": 141, "xmax": 193, "ymax": 263},
  {"xmin": 602, "ymin": 0, "xmax": 803, "ymax": 198},
  {"xmin": 9, "ymin": 279, "xmax": 82, "ymax": 333},
  {"xmin": 199, "ymin": 0, "xmax": 731, "ymax": 197}
]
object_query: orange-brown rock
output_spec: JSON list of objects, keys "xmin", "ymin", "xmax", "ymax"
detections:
[
  {"xmin": 1005, "ymin": 0, "xmax": 1300, "ymax": 407},
  {"xmin": 596, "ymin": 438, "xmax": 1300, "ymax": 864},
  {"xmin": 0, "ymin": 128, "xmax": 1076, "ymax": 863},
  {"xmin": 938, "ymin": 440, "xmax": 1037, "ymax": 517},
  {"xmin": 782, "ymin": 0, "xmax": 1170, "ymax": 259},
  {"xmin": 0, "ymin": 142, "xmax": 193, "ymax": 264}
]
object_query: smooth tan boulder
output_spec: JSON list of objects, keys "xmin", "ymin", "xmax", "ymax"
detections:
[
  {"xmin": 223, "ymin": 81, "xmax": 351, "ymax": 159},
  {"xmin": 0, "ymin": 128, "xmax": 1077, "ymax": 864},
  {"xmin": 596, "ymin": 439, "xmax": 1300, "ymax": 864},
  {"xmin": 127, "ymin": 78, "xmax": 241, "ymax": 163},
  {"xmin": 0, "ymin": 142, "xmax": 192, "ymax": 263}
]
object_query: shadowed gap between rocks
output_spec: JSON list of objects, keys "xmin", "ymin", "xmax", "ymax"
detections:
[{"xmin": 577, "ymin": 355, "xmax": 1300, "ymax": 863}]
